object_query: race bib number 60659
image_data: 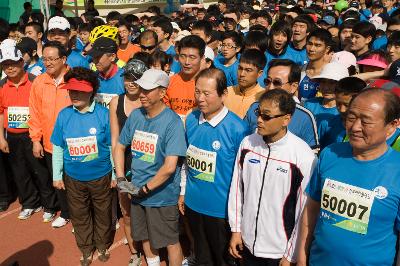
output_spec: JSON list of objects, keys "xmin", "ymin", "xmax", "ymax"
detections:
[
  {"xmin": 320, "ymin": 179, "xmax": 374, "ymax": 235},
  {"xmin": 131, "ymin": 130, "xmax": 158, "ymax": 163}
]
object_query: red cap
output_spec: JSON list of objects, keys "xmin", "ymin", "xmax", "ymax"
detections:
[{"xmin": 62, "ymin": 78, "xmax": 93, "ymax": 92}]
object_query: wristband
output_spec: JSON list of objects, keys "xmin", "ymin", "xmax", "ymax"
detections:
[{"xmin": 144, "ymin": 183, "xmax": 151, "ymax": 193}]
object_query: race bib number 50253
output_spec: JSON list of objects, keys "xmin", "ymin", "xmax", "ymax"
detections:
[
  {"xmin": 8, "ymin": 107, "xmax": 30, "ymax": 129},
  {"xmin": 131, "ymin": 130, "xmax": 158, "ymax": 163},
  {"xmin": 320, "ymin": 179, "xmax": 374, "ymax": 234},
  {"xmin": 66, "ymin": 136, "xmax": 99, "ymax": 162}
]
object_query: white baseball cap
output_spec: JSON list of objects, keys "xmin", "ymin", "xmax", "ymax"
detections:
[
  {"xmin": 312, "ymin": 62, "xmax": 349, "ymax": 81},
  {"xmin": 204, "ymin": 46, "xmax": 214, "ymax": 61},
  {"xmin": 48, "ymin": 16, "xmax": 70, "ymax": 31},
  {"xmin": 0, "ymin": 39, "xmax": 22, "ymax": 63},
  {"xmin": 135, "ymin": 69, "xmax": 169, "ymax": 90}
]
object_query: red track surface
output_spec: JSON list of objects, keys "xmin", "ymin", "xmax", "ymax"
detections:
[{"xmin": 0, "ymin": 201, "xmax": 132, "ymax": 266}]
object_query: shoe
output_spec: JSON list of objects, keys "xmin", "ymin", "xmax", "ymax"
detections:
[
  {"xmin": 43, "ymin": 212, "xmax": 56, "ymax": 223},
  {"xmin": 72, "ymin": 227, "xmax": 75, "ymax": 234},
  {"xmin": 128, "ymin": 253, "xmax": 141, "ymax": 266},
  {"xmin": 97, "ymin": 249, "xmax": 110, "ymax": 262},
  {"xmin": 51, "ymin": 216, "xmax": 69, "ymax": 228},
  {"xmin": 112, "ymin": 221, "xmax": 120, "ymax": 231},
  {"xmin": 18, "ymin": 206, "xmax": 42, "ymax": 220},
  {"xmin": 123, "ymin": 237, "xmax": 128, "ymax": 245},
  {"xmin": 80, "ymin": 252, "xmax": 93, "ymax": 266}
]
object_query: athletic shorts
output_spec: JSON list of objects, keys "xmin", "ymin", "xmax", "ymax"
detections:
[{"xmin": 130, "ymin": 203, "xmax": 179, "ymax": 249}]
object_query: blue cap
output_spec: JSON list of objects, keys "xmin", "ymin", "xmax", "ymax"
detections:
[{"xmin": 322, "ymin": 15, "xmax": 336, "ymax": 26}]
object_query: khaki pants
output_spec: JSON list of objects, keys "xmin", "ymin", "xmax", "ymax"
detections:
[{"xmin": 65, "ymin": 173, "xmax": 112, "ymax": 255}]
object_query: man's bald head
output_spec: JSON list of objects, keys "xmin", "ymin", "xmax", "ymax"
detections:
[{"xmin": 351, "ymin": 88, "xmax": 400, "ymax": 125}]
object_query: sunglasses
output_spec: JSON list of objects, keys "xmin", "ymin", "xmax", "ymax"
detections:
[
  {"xmin": 264, "ymin": 78, "xmax": 290, "ymax": 88},
  {"xmin": 140, "ymin": 44, "xmax": 156, "ymax": 51},
  {"xmin": 254, "ymin": 108, "xmax": 287, "ymax": 121}
]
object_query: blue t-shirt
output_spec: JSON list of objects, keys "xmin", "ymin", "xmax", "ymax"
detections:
[
  {"xmin": 119, "ymin": 107, "xmax": 187, "ymax": 207},
  {"xmin": 185, "ymin": 109, "xmax": 249, "ymax": 218},
  {"xmin": 96, "ymin": 67, "xmax": 125, "ymax": 109},
  {"xmin": 50, "ymin": 103, "xmax": 112, "ymax": 181},
  {"xmin": 165, "ymin": 45, "xmax": 176, "ymax": 57},
  {"xmin": 372, "ymin": 35, "xmax": 387, "ymax": 51},
  {"xmin": 170, "ymin": 59, "xmax": 181, "ymax": 74},
  {"xmin": 67, "ymin": 50, "xmax": 90, "ymax": 69},
  {"xmin": 299, "ymin": 74, "xmax": 319, "ymax": 101},
  {"xmin": 75, "ymin": 37, "xmax": 85, "ymax": 53},
  {"xmin": 245, "ymin": 102, "xmax": 319, "ymax": 149},
  {"xmin": 304, "ymin": 97, "xmax": 339, "ymax": 148},
  {"xmin": 287, "ymin": 43, "xmax": 309, "ymax": 66},
  {"xmin": 306, "ymin": 143, "xmax": 400, "ymax": 266},
  {"xmin": 318, "ymin": 115, "xmax": 346, "ymax": 149},
  {"xmin": 214, "ymin": 56, "xmax": 240, "ymax": 87}
]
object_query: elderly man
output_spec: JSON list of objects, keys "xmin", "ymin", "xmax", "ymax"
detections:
[
  {"xmin": 114, "ymin": 69, "xmax": 187, "ymax": 266},
  {"xmin": 297, "ymin": 89, "xmax": 400, "ymax": 266}
]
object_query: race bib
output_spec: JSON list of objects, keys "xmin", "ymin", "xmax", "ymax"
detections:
[
  {"xmin": 8, "ymin": 107, "xmax": 30, "ymax": 129},
  {"xmin": 66, "ymin": 136, "xmax": 99, "ymax": 162},
  {"xmin": 321, "ymin": 179, "xmax": 374, "ymax": 234},
  {"xmin": 131, "ymin": 130, "xmax": 158, "ymax": 163},
  {"xmin": 94, "ymin": 93, "xmax": 118, "ymax": 109},
  {"xmin": 186, "ymin": 145, "xmax": 216, "ymax": 182}
]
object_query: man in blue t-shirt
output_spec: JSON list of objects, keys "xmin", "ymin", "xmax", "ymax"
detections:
[
  {"xmin": 46, "ymin": 16, "xmax": 90, "ymax": 69},
  {"xmin": 297, "ymin": 89, "xmax": 400, "ymax": 266},
  {"xmin": 88, "ymin": 37, "xmax": 125, "ymax": 109},
  {"xmin": 214, "ymin": 31, "xmax": 242, "ymax": 87},
  {"xmin": 115, "ymin": 69, "xmax": 187, "ymax": 266},
  {"xmin": 299, "ymin": 29, "xmax": 333, "ymax": 101},
  {"xmin": 244, "ymin": 59, "xmax": 319, "ymax": 150},
  {"xmin": 179, "ymin": 68, "xmax": 248, "ymax": 266}
]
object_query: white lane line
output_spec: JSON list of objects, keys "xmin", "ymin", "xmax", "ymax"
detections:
[{"xmin": 0, "ymin": 207, "xmax": 19, "ymax": 220}]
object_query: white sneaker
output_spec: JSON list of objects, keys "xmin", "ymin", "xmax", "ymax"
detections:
[
  {"xmin": 128, "ymin": 253, "xmax": 141, "ymax": 266},
  {"xmin": 43, "ymin": 212, "xmax": 56, "ymax": 223},
  {"xmin": 18, "ymin": 206, "xmax": 42, "ymax": 220},
  {"xmin": 51, "ymin": 216, "xmax": 69, "ymax": 228},
  {"xmin": 113, "ymin": 221, "xmax": 120, "ymax": 231},
  {"xmin": 123, "ymin": 237, "xmax": 128, "ymax": 245}
]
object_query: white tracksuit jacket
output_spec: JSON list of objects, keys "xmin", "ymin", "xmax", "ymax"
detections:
[{"xmin": 228, "ymin": 131, "xmax": 316, "ymax": 262}]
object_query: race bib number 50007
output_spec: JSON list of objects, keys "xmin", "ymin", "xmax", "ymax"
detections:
[
  {"xmin": 66, "ymin": 136, "xmax": 98, "ymax": 162},
  {"xmin": 8, "ymin": 107, "xmax": 30, "ymax": 129},
  {"xmin": 186, "ymin": 145, "xmax": 216, "ymax": 182},
  {"xmin": 321, "ymin": 179, "xmax": 374, "ymax": 234},
  {"xmin": 131, "ymin": 130, "xmax": 158, "ymax": 163}
]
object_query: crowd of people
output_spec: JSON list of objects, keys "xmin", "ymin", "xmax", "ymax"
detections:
[{"xmin": 1, "ymin": 0, "xmax": 400, "ymax": 265}]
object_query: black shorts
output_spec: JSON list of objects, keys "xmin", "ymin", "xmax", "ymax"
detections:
[{"xmin": 130, "ymin": 204, "xmax": 180, "ymax": 249}]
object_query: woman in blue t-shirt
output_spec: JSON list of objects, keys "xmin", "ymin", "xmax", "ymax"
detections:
[{"xmin": 50, "ymin": 67, "xmax": 116, "ymax": 265}]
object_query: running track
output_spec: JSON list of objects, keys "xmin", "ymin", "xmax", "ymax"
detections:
[{"xmin": 0, "ymin": 201, "xmax": 132, "ymax": 266}]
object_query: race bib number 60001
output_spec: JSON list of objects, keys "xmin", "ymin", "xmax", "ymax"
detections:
[
  {"xmin": 66, "ymin": 136, "xmax": 99, "ymax": 162},
  {"xmin": 321, "ymin": 179, "xmax": 374, "ymax": 234},
  {"xmin": 8, "ymin": 107, "xmax": 30, "ymax": 129},
  {"xmin": 186, "ymin": 145, "xmax": 217, "ymax": 182},
  {"xmin": 131, "ymin": 130, "xmax": 158, "ymax": 163}
]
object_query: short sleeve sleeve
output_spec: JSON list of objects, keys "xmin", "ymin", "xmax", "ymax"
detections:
[
  {"xmin": 164, "ymin": 115, "xmax": 187, "ymax": 157},
  {"xmin": 50, "ymin": 111, "xmax": 65, "ymax": 148},
  {"xmin": 306, "ymin": 156, "xmax": 323, "ymax": 202}
]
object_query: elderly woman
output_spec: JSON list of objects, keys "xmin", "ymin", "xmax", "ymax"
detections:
[{"xmin": 50, "ymin": 67, "xmax": 116, "ymax": 266}]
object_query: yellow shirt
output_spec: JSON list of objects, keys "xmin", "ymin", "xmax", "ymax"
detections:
[{"xmin": 224, "ymin": 84, "xmax": 265, "ymax": 119}]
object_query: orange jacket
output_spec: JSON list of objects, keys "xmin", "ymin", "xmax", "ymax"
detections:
[{"xmin": 29, "ymin": 71, "xmax": 71, "ymax": 153}]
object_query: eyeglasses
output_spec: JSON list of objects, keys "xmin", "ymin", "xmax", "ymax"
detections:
[
  {"xmin": 42, "ymin": 57, "xmax": 62, "ymax": 63},
  {"xmin": 140, "ymin": 44, "xmax": 156, "ymax": 51},
  {"xmin": 254, "ymin": 108, "xmax": 287, "ymax": 121},
  {"xmin": 220, "ymin": 44, "xmax": 237, "ymax": 49},
  {"xmin": 264, "ymin": 78, "xmax": 290, "ymax": 88}
]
